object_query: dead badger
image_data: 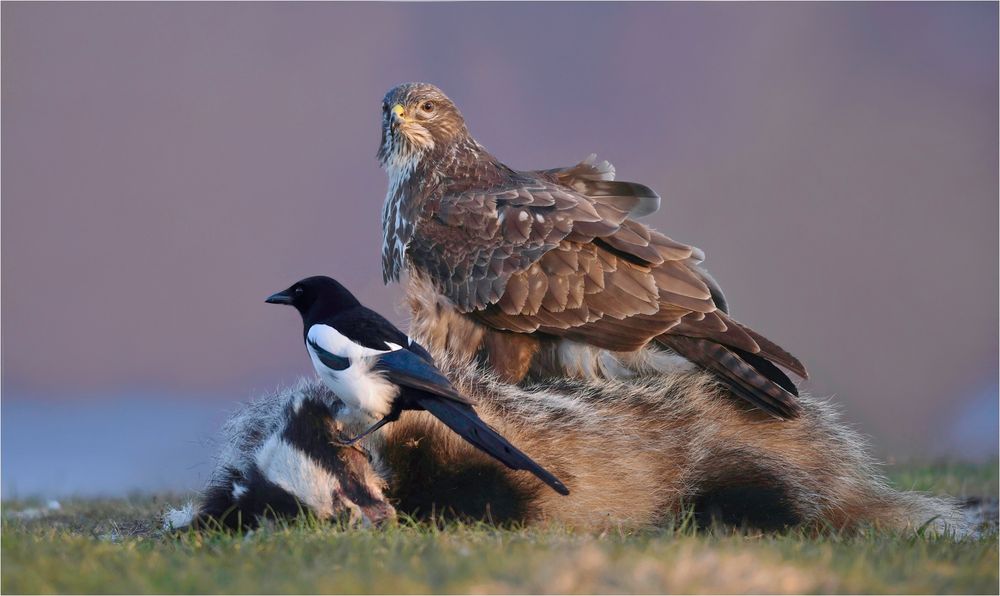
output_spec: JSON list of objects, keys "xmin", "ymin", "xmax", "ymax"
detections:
[
  {"xmin": 164, "ymin": 382, "xmax": 396, "ymax": 530},
  {"xmin": 166, "ymin": 356, "xmax": 966, "ymax": 534}
]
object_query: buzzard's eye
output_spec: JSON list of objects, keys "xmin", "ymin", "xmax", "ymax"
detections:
[{"xmin": 421, "ymin": 101, "xmax": 435, "ymax": 113}]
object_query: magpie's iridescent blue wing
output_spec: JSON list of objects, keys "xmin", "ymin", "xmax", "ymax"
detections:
[
  {"xmin": 372, "ymin": 349, "xmax": 475, "ymax": 405},
  {"xmin": 403, "ymin": 337, "xmax": 435, "ymax": 364}
]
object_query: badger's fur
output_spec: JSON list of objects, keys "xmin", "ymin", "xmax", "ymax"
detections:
[
  {"xmin": 384, "ymin": 355, "xmax": 967, "ymax": 532},
  {"xmin": 169, "ymin": 360, "xmax": 968, "ymax": 534}
]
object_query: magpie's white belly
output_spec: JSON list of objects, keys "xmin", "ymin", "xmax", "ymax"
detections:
[
  {"xmin": 304, "ymin": 324, "xmax": 403, "ymax": 419},
  {"xmin": 305, "ymin": 351, "xmax": 396, "ymax": 420}
]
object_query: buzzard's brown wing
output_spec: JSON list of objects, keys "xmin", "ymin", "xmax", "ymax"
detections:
[
  {"xmin": 474, "ymin": 224, "xmax": 716, "ymax": 350},
  {"xmin": 407, "ymin": 169, "xmax": 807, "ymax": 418},
  {"xmin": 407, "ymin": 176, "xmax": 612, "ymax": 312}
]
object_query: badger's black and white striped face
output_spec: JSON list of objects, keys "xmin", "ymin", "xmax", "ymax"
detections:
[{"xmin": 165, "ymin": 390, "xmax": 394, "ymax": 531}]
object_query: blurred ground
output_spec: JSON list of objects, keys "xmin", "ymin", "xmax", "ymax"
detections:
[
  {"xmin": 1, "ymin": 397, "xmax": 231, "ymax": 498},
  {"xmin": 1, "ymin": 463, "xmax": 997, "ymax": 594}
]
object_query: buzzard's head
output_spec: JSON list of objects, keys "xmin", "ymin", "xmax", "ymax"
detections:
[{"xmin": 377, "ymin": 82, "xmax": 468, "ymax": 169}]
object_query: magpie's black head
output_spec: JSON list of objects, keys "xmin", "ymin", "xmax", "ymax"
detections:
[{"xmin": 266, "ymin": 276, "xmax": 361, "ymax": 322}]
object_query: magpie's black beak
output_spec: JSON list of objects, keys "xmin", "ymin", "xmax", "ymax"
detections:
[{"xmin": 266, "ymin": 291, "xmax": 294, "ymax": 305}]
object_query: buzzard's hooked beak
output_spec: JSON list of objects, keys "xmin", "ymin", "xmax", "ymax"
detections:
[{"xmin": 389, "ymin": 104, "xmax": 408, "ymax": 132}]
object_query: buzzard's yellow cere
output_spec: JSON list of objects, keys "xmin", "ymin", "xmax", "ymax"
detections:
[{"xmin": 377, "ymin": 82, "xmax": 808, "ymax": 420}]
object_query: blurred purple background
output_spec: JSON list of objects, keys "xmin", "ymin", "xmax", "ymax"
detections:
[{"xmin": 3, "ymin": 2, "xmax": 997, "ymax": 496}]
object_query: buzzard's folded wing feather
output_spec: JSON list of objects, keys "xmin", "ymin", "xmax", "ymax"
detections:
[{"xmin": 403, "ymin": 159, "xmax": 807, "ymax": 418}]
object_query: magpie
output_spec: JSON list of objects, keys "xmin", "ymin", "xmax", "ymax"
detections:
[{"xmin": 266, "ymin": 275, "xmax": 569, "ymax": 496}]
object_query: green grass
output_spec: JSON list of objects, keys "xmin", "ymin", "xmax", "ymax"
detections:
[
  {"xmin": 886, "ymin": 460, "xmax": 998, "ymax": 497},
  {"xmin": 2, "ymin": 463, "xmax": 997, "ymax": 594}
]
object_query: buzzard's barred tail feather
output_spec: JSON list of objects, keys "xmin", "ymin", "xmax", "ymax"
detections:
[
  {"xmin": 735, "ymin": 322, "xmax": 809, "ymax": 379},
  {"xmin": 660, "ymin": 335, "xmax": 801, "ymax": 419},
  {"xmin": 574, "ymin": 179, "xmax": 661, "ymax": 219},
  {"xmin": 415, "ymin": 394, "xmax": 570, "ymax": 495},
  {"xmin": 733, "ymin": 347, "xmax": 799, "ymax": 396},
  {"xmin": 538, "ymin": 156, "xmax": 661, "ymax": 219}
]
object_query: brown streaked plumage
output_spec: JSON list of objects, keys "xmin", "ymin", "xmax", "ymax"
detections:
[{"xmin": 378, "ymin": 82, "xmax": 807, "ymax": 419}]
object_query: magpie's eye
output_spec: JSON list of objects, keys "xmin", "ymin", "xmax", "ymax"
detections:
[
  {"xmin": 421, "ymin": 101, "xmax": 435, "ymax": 113},
  {"xmin": 294, "ymin": 287, "xmax": 304, "ymax": 295}
]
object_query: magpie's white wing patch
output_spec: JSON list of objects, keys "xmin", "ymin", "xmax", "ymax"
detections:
[{"xmin": 306, "ymin": 325, "xmax": 402, "ymax": 359}]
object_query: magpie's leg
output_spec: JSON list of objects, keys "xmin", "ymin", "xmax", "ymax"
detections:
[{"xmin": 332, "ymin": 410, "xmax": 401, "ymax": 446}]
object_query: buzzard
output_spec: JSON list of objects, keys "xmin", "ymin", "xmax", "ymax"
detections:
[{"xmin": 377, "ymin": 82, "xmax": 807, "ymax": 419}]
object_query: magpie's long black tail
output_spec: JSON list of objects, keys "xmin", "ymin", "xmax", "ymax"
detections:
[{"xmin": 414, "ymin": 395, "xmax": 570, "ymax": 495}]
